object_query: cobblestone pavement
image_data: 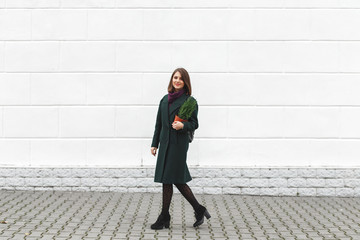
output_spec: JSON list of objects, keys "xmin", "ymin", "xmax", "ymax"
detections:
[{"xmin": 0, "ymin": 190, "xmax": 360, "ymax": 240}]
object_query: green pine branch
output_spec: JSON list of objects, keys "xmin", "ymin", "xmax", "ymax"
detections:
[{"xmin": 178, "ymin": 96, "xmax": 197, "ymax": 120}]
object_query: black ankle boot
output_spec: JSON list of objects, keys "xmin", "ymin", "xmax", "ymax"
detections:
[
  {"xmin": 193, "ymin": 205, "xmax": 211, "ymax": 227},
  {"xmin": 151, "ymin": 212, "xmax": 170, "ymax": 230}
]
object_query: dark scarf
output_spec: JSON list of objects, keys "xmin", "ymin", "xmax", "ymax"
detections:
[{"xmin": 168, "ymin": 88, "xmax": 185, "ymax": 107}]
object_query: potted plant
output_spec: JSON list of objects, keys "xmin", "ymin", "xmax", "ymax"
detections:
[{"xmin": 173, "ymin": 96, "xmax": 197, "ymax": 123}]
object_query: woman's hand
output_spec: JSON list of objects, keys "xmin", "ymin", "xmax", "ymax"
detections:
[
  {"xmin": 151, "ymin": 147, "xmax": 157, "ymax": 156},
  {"xmin": 172, "ymin": 121, "xmax": 184, "ymax": 130}
]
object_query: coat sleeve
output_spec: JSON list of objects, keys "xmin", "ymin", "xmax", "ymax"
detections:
[
  {"xmin": 151, "ymin": 98, "xmax": 163, "ymax": 148},
  {"xmin": 178, "ymin": 101, "xmax": 198, "ymax": 133}
]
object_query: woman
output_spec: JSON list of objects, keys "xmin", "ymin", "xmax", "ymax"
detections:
[{"xmin": 150, "ymin": 67, "xmax": 211, "ymax": 230}]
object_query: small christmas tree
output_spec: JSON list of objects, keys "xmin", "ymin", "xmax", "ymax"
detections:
[{"xmin": 174, "ymin": 96, "xmax": 197, "ymax": 123}]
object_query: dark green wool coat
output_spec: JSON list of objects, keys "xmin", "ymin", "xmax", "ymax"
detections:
[{"xmin": 151, "ymin": 93, "xmax": 199, "ymax": 184}]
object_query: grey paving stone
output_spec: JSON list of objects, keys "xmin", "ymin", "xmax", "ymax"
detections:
[{"xmin": 1, "ymin": 190, "xmax": 360, "ymax": 239}]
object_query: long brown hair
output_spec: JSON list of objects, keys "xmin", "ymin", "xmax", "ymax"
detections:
[{"xmin": 167, "ymin": 68, "xmax": 192, "ymax": 96}]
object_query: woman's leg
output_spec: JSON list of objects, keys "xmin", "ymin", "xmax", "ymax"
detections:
[
  {"xmin": 151, "ymin": 183, "xmax": 172, "ymax": 229},
  {"xmin": 174, "ymin": 183, "xmax": 200, "ymax": 211},
  {"xmin": 161, "ymin": 183, "xmax": 173, "ymax": 215}
]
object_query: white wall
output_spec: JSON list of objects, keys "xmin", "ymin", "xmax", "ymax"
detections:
[{"xmin": 1, "ymin": 0, "xmax": 360, "ymax": 168}]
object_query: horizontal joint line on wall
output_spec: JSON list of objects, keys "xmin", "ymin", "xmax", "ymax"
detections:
[
  {"xmin": 2, "ymin": 72, "xmax": 360, "ymax": 74},
  {"xmin": 1, "ymin": 7, "xmax": 360, "ymax": 10},
  {"xmin": 1, "ymin": 40, "xmax": 360, "ymax": 42},
  {"xmin": 0, "ymin": 137, "xmax": 360, "ymax": 140},
  {"xmin": 1, "ymin": 105, "xmax": 360, "ymax": 107},
  {"xmin": 2, "ymin": 71, "xmax": 360, "ymax": 74}
]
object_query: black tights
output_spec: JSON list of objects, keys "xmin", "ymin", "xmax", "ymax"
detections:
[{"xmin": 161, "ymin": 183, "xmax": 200, "ymax": 216}]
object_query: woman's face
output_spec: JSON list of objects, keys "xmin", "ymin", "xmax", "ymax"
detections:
[{"xmin": 172, "ymin": 71, "xmax": 184, "ymax": 92}]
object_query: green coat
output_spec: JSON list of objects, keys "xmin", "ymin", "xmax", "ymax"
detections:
[{"xmin": 151, "ymin": 93, "xmax": 199, "ymax": 184}]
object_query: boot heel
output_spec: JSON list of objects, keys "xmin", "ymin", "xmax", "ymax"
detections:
[
  {"xmin": 164, "ymin": 221, "xmax": 170, "ymax": 228},
  {"xmin": 204, "ymin": 210, "xmax": 211, "ymax": 219}
]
